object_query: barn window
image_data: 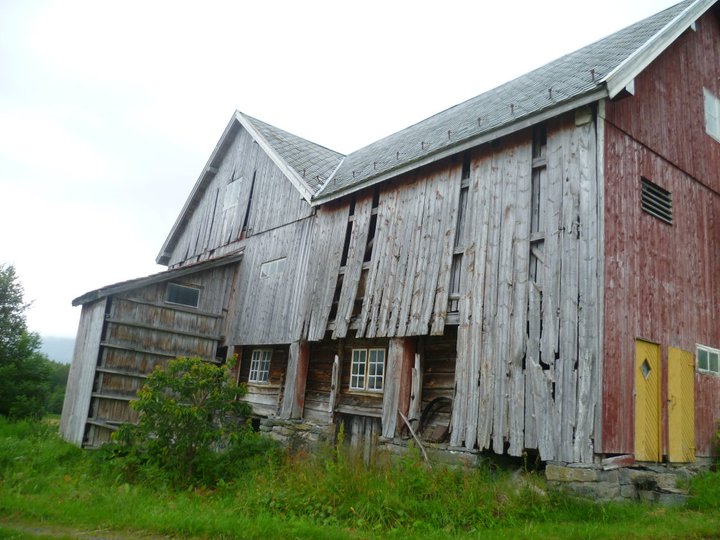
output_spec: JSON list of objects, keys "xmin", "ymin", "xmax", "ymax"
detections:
[
  {"xmin": 248, "ymin": 349, "xmax": 272, "ymax": 383},
  {"xmin": 350, "ymin": 348, "xmax": 385, "ymax": 392},
  {"xmin": 704, "ymin": 88, "xmax": 720, "ymax": 142},
  {"xmin": 696, "ymin": 344, "xmax": 720, "ymax": 375},
  {"xmin": 224, "ymin": 178, "xmax": 242, "ymax": 211},
  {"xmin": 165, "ymin": 283, "xmax": 201, "ymax": 308},
  {"xmin": 641, "ymin": 177, "xmax": 672, "ymax": 225},
  {"xmin": 260, "ymin": 257, "xmax": 287, "ymax": 277}
]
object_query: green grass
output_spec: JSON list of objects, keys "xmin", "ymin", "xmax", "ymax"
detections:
[{"xmin": 0, "ymin": 418, "xmax": 719, "ymax": 539}]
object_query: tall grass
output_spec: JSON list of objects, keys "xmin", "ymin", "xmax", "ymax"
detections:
[{"xmin": 1, "ymin": 417, "xmax": 719, "ymax": 540}]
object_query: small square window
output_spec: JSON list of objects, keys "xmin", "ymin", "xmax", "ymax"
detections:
[
  {"xmin": 248, "ymin": 349, "xmax": 272, "ymax": 383},
  {"xmin": 165, "ymin": 283, "xmax": 200, "ymax": 308},
  {"xmin": 696, "ymin": 344, "xmax": 720, "ymax": 376},
  {"xmin": 704, "ymin": 88, "xmax": 720, "ymax": 142},
  {"xmin": 349, "ymin": 348, "xmax": 385, "ymax": 392},
  {"xmin": 260, "ymin": 257, "xmax": 287, "ymax": 278}
]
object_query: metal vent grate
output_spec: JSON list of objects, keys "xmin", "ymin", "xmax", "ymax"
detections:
[{"xmin": 641, "ymin": 177, "xmax": 672, "ymax": 224}]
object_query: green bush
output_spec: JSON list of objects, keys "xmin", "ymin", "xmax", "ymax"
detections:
[{"xmin": 112, "ymin": 356, "xmax": 272, "ymax": 488}]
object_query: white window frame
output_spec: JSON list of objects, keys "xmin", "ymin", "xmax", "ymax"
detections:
[
  {"xmin": 704, "ymin": 88, "xmax": 720, "ymax": 142},
  {"xmin": 164, "ymin": 282, "xmax": 201, "ymax": 308},
  {"xmin": 248, "ymin": 349, "xmax": 272, "ymax": 384},
  {"xmin": 349, "ymin": 348, "xmax": 385, "ymax": 392},
  {"xmin": 260, "ymin": 257, "xmax": 287, "ymax": 278},
  {"xmin": 696, "ymin": 344, "xmax": 720, "ymax": 375}
]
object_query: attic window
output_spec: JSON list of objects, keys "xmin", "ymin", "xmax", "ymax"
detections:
[
  {"xmin": 641, "ymin": 177, "xmax": 672, "ymax": 225},
  {"xmin": 704, "ymin": 88, "xmax": 720, "ymax": 142},
  {"xmin": 165, "ymin": 283, "xmax": 201, "ymax": 308}
]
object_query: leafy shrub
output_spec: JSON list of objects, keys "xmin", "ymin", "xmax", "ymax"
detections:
[{"xmin": 113, "ymin": 356, "xmax": 269, "ymax": 487}]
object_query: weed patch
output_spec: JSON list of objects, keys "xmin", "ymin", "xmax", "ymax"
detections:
[{"xmin": 1, "ymin": 418, "xmax": 720, "ymax": 539}]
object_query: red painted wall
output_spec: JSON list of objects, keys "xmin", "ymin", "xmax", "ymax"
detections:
[{"xmin": 602, "ymin": 9, "xmax": 720, "ymax": 457}]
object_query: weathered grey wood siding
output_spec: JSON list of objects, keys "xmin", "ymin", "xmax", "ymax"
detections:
[
  {"xmin": 355, "ymin": 166, "xmax": 461, "ymax": 338},
  {"xmin": 167, "ymin": 125, "xmax": 312, "ymax": 268},
  {"xmin": 304, "ymin": 202, "xmax": 350, "ymax": 341},
  {"xmin": 66, "ymin": 265, "xmax": 237, "ymax": 447},
  {"xmin": 60, "ymin": 298, "xmax": 107, "ymax": 445},
  {"xmin": 449, "ymin": 116, "xmax": 600, "ymax": 462},
  {"xmin": 303, "ymin": 162, "xmax": 461, "ymax": 342},
  {"xmin": 291, "ymin": 117, "xmax": 599, "ymax": 461},
  {"xmin": 231, "ymin": 218, "xmax": 314, "ymax": 345}
]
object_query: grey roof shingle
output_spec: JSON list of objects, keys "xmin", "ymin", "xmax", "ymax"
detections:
[
  {"xmin": 315, "ymin": 0, "xmax": 695, "ymax": 200},
  {"xmin": 242, "ymin": 114, "xmax": 344, "ymax": 194}
]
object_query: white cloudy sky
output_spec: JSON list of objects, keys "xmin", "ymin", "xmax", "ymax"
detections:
[{"xmin": 0, "ymin": 0, "xmax": 678, "ymax": 338}]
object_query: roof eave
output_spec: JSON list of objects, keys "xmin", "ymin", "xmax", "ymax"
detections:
[
  {"xmin": 156, "ymin": 114, "xmax": 241, "ymax": 266},
  {"xmin": 311, "ymin": 87, "xmax": 608, "ymax": 206},
  {"xmin": 74, "ymin": 251, "xmax": 244, "ymax": 307},
  {"xmin": 604, "ymin": 0, "xmax": 716, "ymax": 98}
]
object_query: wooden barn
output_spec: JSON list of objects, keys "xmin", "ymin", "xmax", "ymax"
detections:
[{"xmin": 62, "ymin": 0, "xmax": 720, "ymax": 467}]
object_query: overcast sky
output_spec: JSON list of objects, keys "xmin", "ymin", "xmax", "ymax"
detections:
[{"xmin": 0, "ymin": 0, "xmax": 679, "ymax": 339}]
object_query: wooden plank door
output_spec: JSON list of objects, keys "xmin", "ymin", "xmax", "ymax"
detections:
[
  {"xmin": 668, "ymin": 347, "xmax": 695, "ymax": 462},
  {"xmin": 635, "ymin": 340, "xmax": 661, "ymax": 462}
]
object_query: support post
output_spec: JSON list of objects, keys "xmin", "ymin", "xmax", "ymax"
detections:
[{"xmin": 280, "ymin": 341, "xmax": 310, "ymax": 419}]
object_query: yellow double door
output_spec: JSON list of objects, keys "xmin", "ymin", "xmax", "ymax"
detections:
[{"xmin": 634, "ymin": 340, "xmax": 695, "ymax": 462}]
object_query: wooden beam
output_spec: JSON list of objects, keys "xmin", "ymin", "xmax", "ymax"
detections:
[
  {"xmin": 105, "ymin": 319, "xmax": 222, "ymax": 341},
  {"xmin": 90, "ymin": 392, "xmax": 135, "ymax": 402},
  {"xmin": 99, "ymin": 342, "xmax": 220, "ymax": 363},
  {"xmin": 335, "ymin": 404, "xmax": 382, "ymax": 418},
  {"xmin": 85, "ymin": 418, "xmax": 120, "ymax": 430},
  {"xmin": 95, "ymin": 367, "xmax": 148, "ymax": 379},
  {"xmin": 115, "ymin": 297, "xmax": 224, "ymax": 319}
]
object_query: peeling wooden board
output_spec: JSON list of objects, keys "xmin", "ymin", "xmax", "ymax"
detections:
[
  {"xmin": 333, "ymin": 196, "xmax": 373, "ymax": 338},
  {"xmin": 507, "ymin": 146, "xmax": 532, "ymax": 456},
  {"xmin": 305, "ymin": 204, "xmax": 349, "ymax": 341}
]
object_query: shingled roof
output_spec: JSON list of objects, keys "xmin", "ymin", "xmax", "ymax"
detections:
[
  {"xmin": 159, "ymin": 0, "xmax": 712, "ymax": 265},
  {"xmin": 241, "ymin": 114, "xmax": 343, "ymax": 194},
  {"xmin": 312, "ymin": 0, "xmax": 710, "ymax": 202}
]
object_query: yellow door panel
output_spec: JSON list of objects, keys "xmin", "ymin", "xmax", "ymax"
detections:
[
  {"xmin": 668, "ymin": 347, "xmax": 695, "ymax": 463},
  {"xmin": 635, "ymin": 340, "xmax": 661, "ymax": 462}
]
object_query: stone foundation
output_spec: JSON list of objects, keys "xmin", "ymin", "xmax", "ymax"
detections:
[
  {"xmin": 258, "ymin": 418, "xmax": 336, "ymax": 451},
  {"xmin": 545, "ymin": 458, "xmax": 713, "ymax": 504}
]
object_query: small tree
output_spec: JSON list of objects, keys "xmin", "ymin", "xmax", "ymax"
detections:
[
  {"xmin": 116, "ymin": 356, "xmax": 252, "ymax": 485},
  {"xmin": 0, "ymin": 264, "xmax": 51, "ymax": 418}
]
